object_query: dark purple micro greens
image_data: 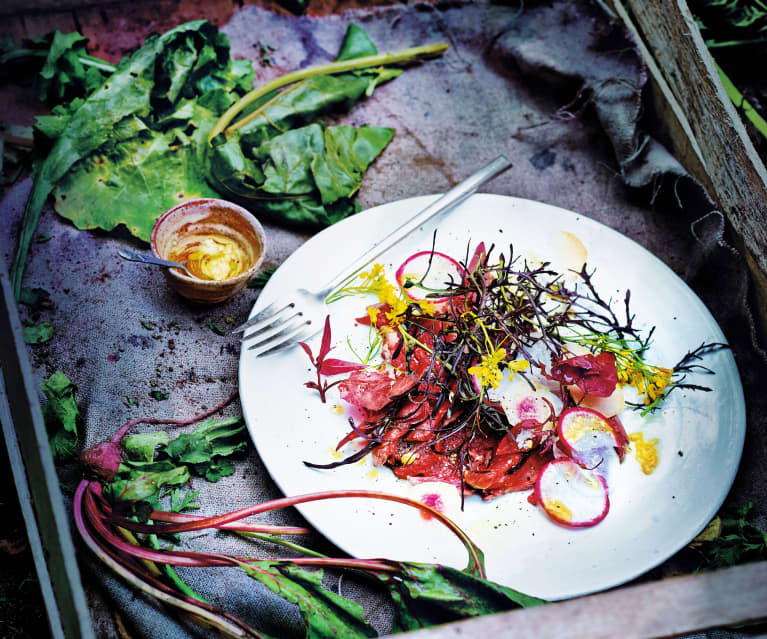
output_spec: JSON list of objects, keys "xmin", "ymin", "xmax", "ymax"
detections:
[{"xmin": 628, "ymin": 342, "xmax": 729, "ymax": 414}]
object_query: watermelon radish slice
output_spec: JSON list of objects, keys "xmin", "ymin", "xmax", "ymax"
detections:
[
  {"xmin": 535, "ymin": 458, "xmax": 609, "ymax": 528},
  {"xmin": 557, "ymin": 406, "xmax": 626, "ymax": 469},
  {"xmin": 396, "ymin": 251, "xmax": 464, "ymax": 302}
]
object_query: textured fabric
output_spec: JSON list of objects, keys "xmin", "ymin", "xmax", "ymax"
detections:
[{"xmin": 1, "ymin": 2, "xmax": 764, "ymax": 637}]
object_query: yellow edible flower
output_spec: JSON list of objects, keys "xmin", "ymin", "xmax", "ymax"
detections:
[
  {"xmin": 507, "ymin": 358, "xmax": 530, "ymax": 381},
  {"xmin": 468, "ymin": 347, "xmax": 507, "ymax": 389}
]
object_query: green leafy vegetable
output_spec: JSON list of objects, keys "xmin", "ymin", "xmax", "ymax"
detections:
[
  {"xmin": 692, "ymin": 502, "xmax": 767, "ymax": 570},
  {"xmin": 150, "ymin": 390, "xmax": 170, "ymax": 401},
  {"xmin": 123, "ymin": 431, "xmax": 170, "ymax": 462},
  {"xmin": 40, "ymin": 370, "xmax": 80, "ymax": 460},
  {"xmin": 22, "ymin": 321, "xmax": 54, "ymax": 344},
  {"xmin": 9, "ymin": 20, "xmax": 255, "ymax": 299},
  {"xmin": 245, "ymin": 561, "xmax": 377, "ymax": 639},
  {"xmin": 247, "ymin": 265, "xmax": 277, "ymax": 288},
  {"xmin": 0, "ymin": 30, "xmax": 114, "ymax": 103},
  {"xmin": 104, "ymin": 416, "xmax": 247, "ymax": 509},
  {"xmin": 380, "ymin": 562, "xmax": 544, "ymax": 632},
  {"xmin": 207, "ymin": 24, "xmax": 447, "ymax": 227},
  {"xmin": 9, "ymin": 21, "xmax": 446, "ymax": 299}
]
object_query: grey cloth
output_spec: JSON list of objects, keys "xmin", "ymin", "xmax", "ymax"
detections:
[{"xmin": 2, "ymin": 1, "xmax": 764, "ymax": 637}]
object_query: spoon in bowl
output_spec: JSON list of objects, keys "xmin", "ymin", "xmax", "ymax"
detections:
[{"xmin": 118, "ymin": 249, "xmax": 197, "ymax": 279}]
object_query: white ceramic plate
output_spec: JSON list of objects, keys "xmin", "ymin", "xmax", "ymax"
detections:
[{"xmin": 239, "ymin": 194, "xmax": 745, "ymax": 601}]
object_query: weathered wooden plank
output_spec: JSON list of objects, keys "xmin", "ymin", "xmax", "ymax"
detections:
[
  {"xmin": 388, "ymin": 561, "xmax": 767, "ymax": 639},
  {"xmin": 606, "ymin": 0, "xmax": 714, "ymax": 198},
  {"xmin": 624, "ymin": 0, "xmax": 767, "ymax": 337}
]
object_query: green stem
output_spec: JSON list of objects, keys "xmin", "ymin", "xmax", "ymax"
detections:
[
  {"xmin": 79, "ymin": 55, "xmax": 117, "ymax": 73},
  {"xmin": 208, "ymin": 42, "xmax": 448, "ymax": 141},
  {"xmin": 716, "ymin": 62, "xmax": 767, "ymax": 140},
  {"xmin": 236, "ymin": 532, "xmax": 329, "ymax": 558},
  {"xmin": 148, "ymin": 534, "xmax": 211, "ymax": 604}
]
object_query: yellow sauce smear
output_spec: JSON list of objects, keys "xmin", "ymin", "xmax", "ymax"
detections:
[
  {"xmin": 629, "ymin": 432, "xmax": 660, "ymax": 475},
  {"xmin": 168, "ymin": 234, "xmax": 249, "ymax": 281},
  {"xmin": 547, "ymin": 499, "xmax": 572, "ymax": 522},
  {"xmin": 564, "ymin": 413, "xmax": 612, "ymax": 443}
]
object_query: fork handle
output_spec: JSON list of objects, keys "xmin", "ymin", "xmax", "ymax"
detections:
[{"xmin": 318, "ymin": 155, "xmax": 512, "ymax": 297}]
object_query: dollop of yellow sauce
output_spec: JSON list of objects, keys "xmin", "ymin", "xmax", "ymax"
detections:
[
  {"xmin": 547, "ymin": 499, "xmax": 573, "ymax": 522},
  {"xmin": 168, "ymin": 234, "xmax": 249, "ymax": 281},
  {"xmin": 629, "ymin": 431, "xmax": 660, "ymax": 475}
]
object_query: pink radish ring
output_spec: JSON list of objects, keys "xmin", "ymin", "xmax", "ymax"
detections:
[
  {"xmin": 395, "ymin": 251, "xmax": 464, "ymax": 302},
  {"xmin": 557, "ymin": 407, "xmax": 626, "ymax": 469},
  {"xmin": 535, "ymin": 458, "xmax": 609, "ymax": 528}
]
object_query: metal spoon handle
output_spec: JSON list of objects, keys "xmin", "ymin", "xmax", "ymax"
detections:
[{"xmin": 118, "ymin": 249, "xmax": 192, "ymax": 277}]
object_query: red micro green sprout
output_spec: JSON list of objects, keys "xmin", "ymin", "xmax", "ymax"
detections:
[{"xmin": 299, "ymin": 315, "xmax": 365, "ymax": 403}]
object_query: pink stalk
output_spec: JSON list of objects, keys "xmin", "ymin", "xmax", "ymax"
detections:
[
  {"xmin": 149, "ymin": 511, "xmax": 311, "ymax": 536},
  {"xmin": 111, "ymin": 389, "xmax": 240, "ymax": 445},
  {"xmin": 107, "ymin": 489, "xmax": 485, "ymax": 577},
  {"xmin": 74, "ymin": 482, "xmax": 267, "ymax": 639}
]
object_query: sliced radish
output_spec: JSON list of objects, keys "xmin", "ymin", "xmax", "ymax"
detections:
[
  {"xmin": 535, "ymin": 458, "xmax": 609, "ymax": 528},
  {"xmin": 396, "ymin": 251, "xmax": 464, "ymax": 302},
  {"xmin": 496, "ymin": 376, "xmax": 562, "ymax": 425},
  {"xmin": 557, "ymin": 407, "xmax": 626, "ymax": 469}
]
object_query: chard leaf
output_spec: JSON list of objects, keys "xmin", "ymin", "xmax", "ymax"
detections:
[
  {"xmin": 235, "ymin": 74, "xmax": 374, "ymax": 149},
  {"xmin": 243, "ymin": 561, "xmax": 377, "ymax": 639},
  {"xmin": 106, "ymin": 465, "xmax": 190, "ymax": 502},
  {"xmin": 312, "ymin": 125, "xmax": 394, "ymax": 204},
  {"xmin": 123, "ymin": 431, "xmax": 170, "ymax": 462},
  {"xmin": 335, "ymin": 23, "xmax": 378, "ymax": 61},
  {"xmin": 165, "ymin": 416, "xmax": 247, "ymax": 476},
  {"xmin": 258, "ymin": 124, "xmax": 326, "ymax": 195},
  {"xmin": 9, "ymin": 20, "xmax": 247, "ymax": 298},
  {"xmin": 52, "ymin": 105, "xmax": 222, "ymax": 241},
  {"xmin": 382, "ymin": 562, "xmax": 545, "ymax": 632},
  {"xmin": 23, "ymin": 321, "xmax": 54, "ymax": 344},
  {"xmin": 37, "ymin": 31, "xmax": 110, "ymax": 103},
  {"xmin": 40, "ymin": 370, "xmax": 80, "ymax": 460},
  {"xmin": 195, "ymin": 457, "xmax": 236, "ymax": 482}
]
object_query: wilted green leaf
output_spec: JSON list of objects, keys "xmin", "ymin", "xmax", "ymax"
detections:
[
  {"xmin": 123, "ymin": 431, "xmax": 170, "ymax": 462},
  {"xmin": 106, "ymin": 464, "xmax": 191, "ymax": 502},
  {"xmin": 244, "ymin": 561, "xmax": 377, "ymax": 639},
  {"xmin": 53, "ymin": 105, "xmax": 222, "ymax": 240},
  {"xmin": 23, "ymin": 321, "xmax": 54, "ymax": 344},
  {"xmin": 383, "ymin": 562, "xmax": 545, "ymax": 632},
  {"xmin": 40, "ymin": 370, "xmax": 79, "ymax": 460},
  {"xmin": 10, "ymin": 20, "xmax": 253, "ymax": 298}
]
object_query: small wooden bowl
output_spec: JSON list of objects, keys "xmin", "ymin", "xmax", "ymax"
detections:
[{"xmin": 151, "ymin": 199, "xmax": 266, "ymax": 304}]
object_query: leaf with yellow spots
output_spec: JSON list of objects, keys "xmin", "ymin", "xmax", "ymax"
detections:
[{"xmin": 53, "ymin": 105, "xmax": 222, "ymax": 241}]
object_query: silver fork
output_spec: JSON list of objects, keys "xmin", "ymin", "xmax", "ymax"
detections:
[{"xmin": 234, "ymin": 155, "xmax": 512, "ymax": 356}]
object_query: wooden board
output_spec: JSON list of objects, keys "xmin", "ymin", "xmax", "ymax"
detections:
[
  {"xmin": 619, "ymin": 0, "xmax": 767, "ymax": 340},
  {"xmin": 388, "ymin": 561, "xmax": 767, "ymax": 639}
]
